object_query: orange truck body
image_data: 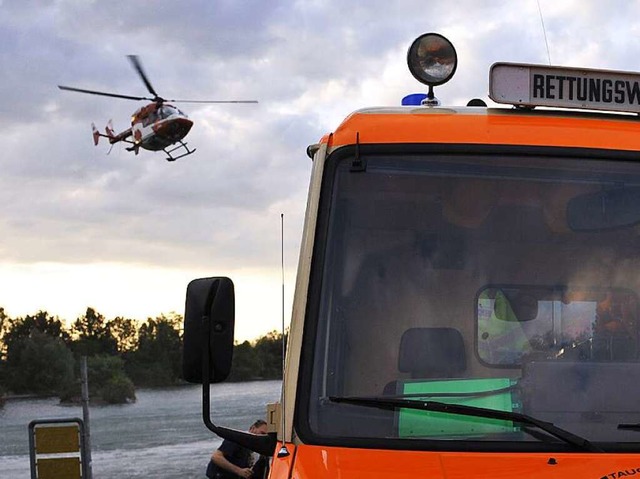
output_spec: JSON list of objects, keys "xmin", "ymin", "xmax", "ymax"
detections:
[
  {"xmin": 273, "ymin": 444, "xmax": 640, "ymax": 479},
  {"xmin": 268, "ymin": 103, "xmax": 640, "ymax": 478},
  {"xmin": 326, "ymin": 107, "xmax": 640, "ymax": 151}
]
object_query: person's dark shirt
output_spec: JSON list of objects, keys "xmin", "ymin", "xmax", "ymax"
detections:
[
  {"xmin": 207, "ymin": 439, "xmax": 253, "ymax": 478},
  {"xmin": 219, "ymin": 439, "xmax": 252, "ymax": 469}
]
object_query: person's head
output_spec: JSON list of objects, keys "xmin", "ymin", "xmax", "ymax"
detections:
[{"xmin": 249, "ymin": 419, "xmax": 268, "ymax": 435}]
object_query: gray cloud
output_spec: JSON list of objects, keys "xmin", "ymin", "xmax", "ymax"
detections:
[{"xmin": 2, "ymin": 0, "xmax": 640, "ymax": 321}]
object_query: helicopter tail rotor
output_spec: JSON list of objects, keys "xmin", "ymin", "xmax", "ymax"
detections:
[
  {"xmin": 91, "ymin": 120, "xmax": 120, "ymax": 146},
  {"xmin": 91, "ymin": 123, "xmax": 100, "ymax": 145},
  {"xmin": 105, "ymin": 119, "xmax": 115, "ymax": 138}
]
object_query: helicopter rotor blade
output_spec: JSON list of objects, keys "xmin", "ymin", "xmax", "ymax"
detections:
[
  {"xmin": 127, "ymin": 55, "xmax": 160, "ymax": 100},
  {"xmin": 58, "ymin": 85, "xmax": 153, "ymax": 101},
  {"xmin": 166, "ymin": 99, "xmax": 259, "ymax": 104}
]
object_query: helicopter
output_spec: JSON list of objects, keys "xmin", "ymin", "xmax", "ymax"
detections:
[{"xmin": 58, "ymin": 55, "xmax": 257, "ymax": 161}]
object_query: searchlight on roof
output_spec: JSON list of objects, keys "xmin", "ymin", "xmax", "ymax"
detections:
[{"xmin": 406, "ymin": 33, "xmax": 457, "ymax": 106}]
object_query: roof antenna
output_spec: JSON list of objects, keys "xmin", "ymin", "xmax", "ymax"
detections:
[
  {"xmin": 277, "ymin": 213, "xmax": 290, "ymax": 458},
  {"xmin": 537, "ymin": 0, "xmax": 552, "ymax": 65}
]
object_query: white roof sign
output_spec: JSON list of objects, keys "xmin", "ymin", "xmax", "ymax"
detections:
[{"xmin": 489, "ymin": 62, "xmax": 640, "ymax": 114}]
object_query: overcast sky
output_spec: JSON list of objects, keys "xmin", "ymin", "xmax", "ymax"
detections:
[{"xmin": 1, "ymin": 0, "xmax": 639, "ymax": 341}]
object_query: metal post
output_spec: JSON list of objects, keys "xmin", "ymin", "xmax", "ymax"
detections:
[{"xmin": 80, "ymin": 357, "xmax": 93, "ymax": 479}]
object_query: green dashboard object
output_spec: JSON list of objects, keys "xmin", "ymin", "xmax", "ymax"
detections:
[{"xmin": 397, "ymin": 378, "xmax": 519, "ymax": 437}]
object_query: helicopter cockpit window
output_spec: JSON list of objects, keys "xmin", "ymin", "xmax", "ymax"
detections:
[
  {"xmin": 159, "ymin": 105, "xmax": 179, "ymax": 119},
  {"xmin": 141, "ymin": 110, "xmax": 158, "ymax": 127},
  {"xmin": 477, "ymin": 286, "xmax": 640, "ymax": 366}
]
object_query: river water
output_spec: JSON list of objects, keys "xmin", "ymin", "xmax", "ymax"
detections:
[{"xmin": 0, "ymin": 380, "xmax": 282, "ymax": 478}]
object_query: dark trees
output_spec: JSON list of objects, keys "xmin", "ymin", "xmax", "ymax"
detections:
[
  {"xmin": 6, "ymin": 330, "xmax": 74, "ymax": 396},
  {"xmin": 2, "ymin": 311, "xmax": 73, "ymax": 396},
  {"xmin": 125, "ymin": 314, "xmax": 182, "ymax": 387},
  {"xmin": 227, "ymin": 330, "xmax": 286, "ymax": 382},
  {"xmin": 71, "ymin": 307, "xmax": 117, "ymax": 357},
  {"xmin": 0, "ymin": 308, "xmax": 282, "ymax": 403}
]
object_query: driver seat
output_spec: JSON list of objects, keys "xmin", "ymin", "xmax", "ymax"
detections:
[{"xmin": 383, "ymin": 327, "xmax": 467, "ymax": 395}]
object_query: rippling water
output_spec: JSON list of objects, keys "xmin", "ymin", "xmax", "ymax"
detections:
[{"xmin": 0, "ymin": 380, "xmax": 282, "ymax": 478}]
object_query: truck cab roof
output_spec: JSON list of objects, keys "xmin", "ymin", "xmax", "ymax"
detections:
[{"xmin": 321, "ymin": 105, "xmax": 640, "ymax": 153}]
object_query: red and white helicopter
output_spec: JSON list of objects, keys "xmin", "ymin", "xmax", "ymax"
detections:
[{"xmin": 59, "ymin": 55, "xmax": 257, "ymax": 161}]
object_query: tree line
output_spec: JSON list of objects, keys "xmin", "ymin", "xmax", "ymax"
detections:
[{"xmin": 0, "ymin": 307, "xmax": 285, "ymax": 405}]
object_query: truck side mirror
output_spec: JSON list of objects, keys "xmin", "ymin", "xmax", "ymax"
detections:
[{"xmin": 182, "ymin": 277, "xmax": 235, "ymax": 383}]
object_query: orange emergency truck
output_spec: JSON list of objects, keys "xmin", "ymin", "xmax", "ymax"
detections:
[{"xmin": 183, "ymin": 33, "xmax": 640, "ymax": 478}]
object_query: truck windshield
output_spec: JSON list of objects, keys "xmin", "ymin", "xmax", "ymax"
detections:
[{"xmin": 302, "ymin": 149, "xmax": 640, "ymax": 450}]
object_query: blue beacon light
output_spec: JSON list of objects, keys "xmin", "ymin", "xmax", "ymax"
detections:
[{"xmin": 402, "ymin": 93, "xmax": 429, "ymax": 106}]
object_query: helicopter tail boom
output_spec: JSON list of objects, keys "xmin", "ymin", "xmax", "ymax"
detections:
[{"xmin": 90, "ymin": 120, "xmax": 133, "ymax": 147}]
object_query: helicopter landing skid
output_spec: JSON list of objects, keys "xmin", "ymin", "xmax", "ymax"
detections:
[{"xmin": 164, "ymin": 141, "xmax": 195, "ymax": 162}]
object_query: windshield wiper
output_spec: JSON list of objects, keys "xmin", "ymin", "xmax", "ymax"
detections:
[
  {"xmin": 381, "ymin": 385, "xmax": 516, "ymax": 400},
  {"xmin": 327, "ymin": 395, "xmax": 602, "ymax": 452},
  {"xmin": 618, "ymin": 423, "xmax": 640, "ymax": 430}
]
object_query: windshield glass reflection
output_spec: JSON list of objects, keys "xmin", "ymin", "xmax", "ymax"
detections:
[{"xmin": 304, "ymin": 153, "xmax": 640, "ymax": 449}]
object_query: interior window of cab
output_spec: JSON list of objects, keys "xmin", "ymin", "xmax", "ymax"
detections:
[{"xmin": 477, "ymin": 287, "xmax": 639, "ymax": 366}]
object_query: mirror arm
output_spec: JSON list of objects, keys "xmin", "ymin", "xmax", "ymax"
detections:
[{"xmin": 201, "ymin": 314, "xmax": 277, "ymax": 457}]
